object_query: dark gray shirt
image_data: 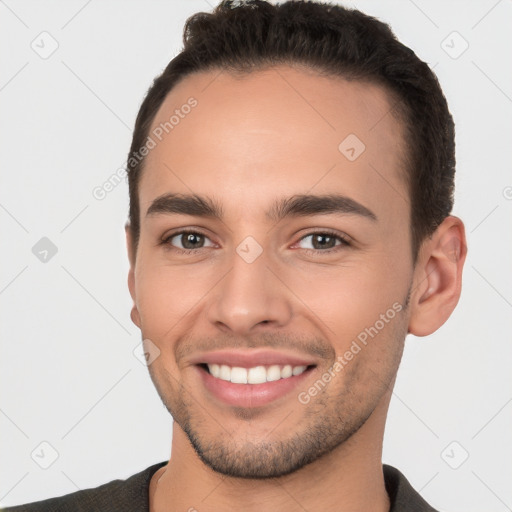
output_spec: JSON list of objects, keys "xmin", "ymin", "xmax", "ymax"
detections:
[{"xmin": 1, "ymin": 462, "xmax": 439, "ymax": 511}]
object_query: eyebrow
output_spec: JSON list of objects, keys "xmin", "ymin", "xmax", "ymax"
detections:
[{"xmin": 146, "ymin": 193, "xmax": 377, "ymax": 222}]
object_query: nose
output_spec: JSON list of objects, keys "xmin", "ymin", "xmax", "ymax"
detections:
[{"xmin": 206, "ymin": 246, "xmax": 293, "ymax": 335}]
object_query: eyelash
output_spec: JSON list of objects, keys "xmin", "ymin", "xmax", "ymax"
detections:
[
  {"xmin": 297, "ymin": 230, "xmax": 352, "ymax": 255},
  {"xmin": 160, "ymin": 229, "xmax": 214, "ymax": 256},
  {"xmin": 160, "ymin": 229, "xmax": 351, "ymax": 256}
]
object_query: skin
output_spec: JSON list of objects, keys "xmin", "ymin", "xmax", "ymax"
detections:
[{"xmin": 125, "ymin": 65, "xmax": 466, "ymax": 512}]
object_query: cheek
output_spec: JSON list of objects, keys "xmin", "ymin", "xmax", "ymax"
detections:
[
  {"xmin": 134, "ymin": 261, "xmax": 217, "ymax": 341},
  {"xmin": 282, "ymin": 257, "xmax": 408, "ymax": 350}
]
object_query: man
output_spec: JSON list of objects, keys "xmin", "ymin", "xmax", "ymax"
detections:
[{"xmin": 3, "ymin": 0, "xmax": 466, "ymax": 510}]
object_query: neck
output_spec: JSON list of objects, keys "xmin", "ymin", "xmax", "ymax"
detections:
[{"xmin": 150, "ymin": 396, "xmax": 391, "ymax": 512}]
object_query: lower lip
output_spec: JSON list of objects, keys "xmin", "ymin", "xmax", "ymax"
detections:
[{"xmin": 196, "ymin": 365, "xmax": 315, "ymax": 408}]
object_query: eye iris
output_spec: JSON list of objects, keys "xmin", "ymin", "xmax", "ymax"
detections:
[
  {"xmin": 312, "ymin": 234, "xmax": 336, "ymax": 249},
  {"xmin": 182, "ymin": 233, "xmax": 203, "ymax": 249}
]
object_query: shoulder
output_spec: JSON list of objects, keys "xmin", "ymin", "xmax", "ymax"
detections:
[
  {"xmin": 1, "ymin": 461, "xmax": 167, "ymax": 512},
  {"xmin": 384, "ymin": 464, "xmax": 440, "ymax": 512}
]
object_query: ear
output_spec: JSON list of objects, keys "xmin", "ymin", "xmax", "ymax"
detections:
[
  {"xmin": 408, "ymin": 216, "xmax": 467, "ymax": 337},
  {"xmin": 125, "ymin": 222, "xmax": 141, "ymax": 329}
]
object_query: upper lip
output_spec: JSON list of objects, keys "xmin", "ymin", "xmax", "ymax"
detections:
[{"xmin": 189, "ymin": 349, "xmax": 318, "ymax": 368}]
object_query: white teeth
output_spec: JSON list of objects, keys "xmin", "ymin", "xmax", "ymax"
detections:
[
  {"xmin": 266, "ymin": 365, "xmax": 281, "ymax": 382},
  {"xmin": 206, "ymin": 363, "xmax": 308, "ymax": 383},
  {"xmin": 219, "ymin": 364, "xmax": 231, "ymax": 381},
  {"xmin": 293, "ymin": 365, "xmax": 306, "ymax": 375},
  {"xmin": 209, "ymin": 363, "xmax": 220, "ymax": 378},
  {"xmin": 230, "ymin": 367, "xmax": 248, "ymax": 384},
  {"xmin": 281, "ymin": 364, "xmax": 292, "ymax": 378},
  {"xmin": 247, "ymin": 366, "xmax": 267, "ymax": 384}
]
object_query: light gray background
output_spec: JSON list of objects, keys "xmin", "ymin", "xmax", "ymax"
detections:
[{"xmin": 1, "ymin": 0, "xmax": 511, "ymax": 510}]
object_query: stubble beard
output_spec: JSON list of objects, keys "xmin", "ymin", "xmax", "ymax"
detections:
[
  {"xmin": 149, "ymin": 353, "xmax": 400, "ymax": 479},
  {"xmin": 147, "ymin": 295, "xmax": 409, "ymax": 479}
]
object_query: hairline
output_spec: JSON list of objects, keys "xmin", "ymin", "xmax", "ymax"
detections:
[{"xmin": 128, "ymin": 63, "xmax": 418, "ymax": 264}]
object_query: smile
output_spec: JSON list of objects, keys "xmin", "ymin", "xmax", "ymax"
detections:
[{"xmin": 206, "ymin": 363, "xmax": 308, "ymax": 384}]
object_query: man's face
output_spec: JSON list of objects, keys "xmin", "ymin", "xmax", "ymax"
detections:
[{"xmin": 128, "ymin": 65, "xmax": 414, "ymax": 478}]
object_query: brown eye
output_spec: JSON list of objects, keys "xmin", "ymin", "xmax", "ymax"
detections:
[
  {"xmin": 296, "ymin": 231, "xmax": 351, "ymax": 253},
  {"xmin": 310, "ymin": 233, "xmax": 338, "ymax": 250},
  {"xmin": 179, "ymin": 232, "xmax": 205, "ymax": 249},
  {"xmin": 163, "ymin": 230, "xmax": 215, "ymax": 252}
]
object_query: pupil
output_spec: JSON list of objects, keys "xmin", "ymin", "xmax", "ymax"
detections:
[
  {"xmin": 313, "ymin": 234, "xmax": 334, "ymax": 249},
  {"xmin": 183, "ymin": 233, "xmax": 203, "ymax": 249}
]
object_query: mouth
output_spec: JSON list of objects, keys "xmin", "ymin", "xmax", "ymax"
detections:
[
  {"xmin": 199, "ymin": 363, "xmax": 313, "ymax": 384},
  {"xmin": 192, "ymin": 350, "xmax": 318, "ymax": 408}
]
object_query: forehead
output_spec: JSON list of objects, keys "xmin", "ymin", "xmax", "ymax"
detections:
[{"xmin": 139, "ymin": 65, "xmax": 409, "ymax": 221}]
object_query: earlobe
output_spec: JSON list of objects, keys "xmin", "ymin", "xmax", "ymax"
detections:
[
  {"xmin": 128, "ymin": 267, "xmax": 141, "ymax": 328},
  {"xmin": 130, "ymin": 305, "xmax": 141, "ymax": 328},
  {"xmin": 125, "ymin": 223, "xmax": 141, "ymax": 328},
  {"xmin": 408, "ymin": 216, "xmax": 467, "ymax": 337}
]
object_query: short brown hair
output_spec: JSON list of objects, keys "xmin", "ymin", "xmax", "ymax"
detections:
[{"xmin": 126, "ymin": 0, "xmax": 455, "ymax": 262}]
